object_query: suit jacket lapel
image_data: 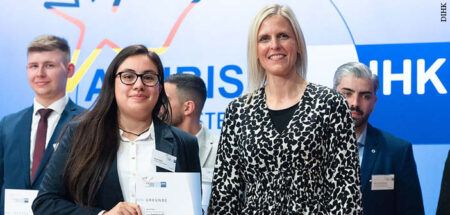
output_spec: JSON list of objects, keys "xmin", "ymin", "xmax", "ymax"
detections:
[
  {"xmin": 19, "ymin": 107, "xmax": 33, "ymax": 187},
  {"xmin": 107, "ymin": 157, "xmax": 125, "ymax": 203},
  {"xmin": 32, "ymin": 100, "xmax": 78, "ymax": 186},
  {"xmin": 154, "ymin": 119, "xmax": 175, "ymax": 172},
  {"xmin": 199, "ymin": 142, "xmax": 212, "ymax": 167},
  {"xmin": 361, "ymin": 124, "xmax": 381, "ymax": 190},
  {"xmin": 197, "ymin": 127, "xmax": 212, "ymax": 167}
]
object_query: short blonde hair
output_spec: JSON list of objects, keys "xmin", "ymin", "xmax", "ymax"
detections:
[
  {"xmin": 247, "ymin": 4, "xmax": 308, "ymax": 92},
  {"xmin": 27, "ymin": 35, "xmax": 71, "ymax": 63}
]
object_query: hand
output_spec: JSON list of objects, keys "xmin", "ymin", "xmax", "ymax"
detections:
[{"xmin": 104, "ymin": 202, "xmax": 142, "ymax": 215}]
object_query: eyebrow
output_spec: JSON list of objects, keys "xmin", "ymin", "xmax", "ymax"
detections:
[
  {"xmin": 258, "ymin": 34, "xmax": 269, "ymax": 39},
  {"xmin": 27, "ymin": 60, "xmax": 58, "ymax": 65},
  {"xmin": 340, "ymin": 87, "xmax": 355, "ymax": 93},
  {"xmin": 341, "ymin": 88, "xmax": 373, "ymax": 95},
  {"xmin": 360, "ymin": 91, "xmax": 374, "ymax": 95},
  {"xmin": 119, "ymin": 68, "xmax": 157, "ymax": 74}
]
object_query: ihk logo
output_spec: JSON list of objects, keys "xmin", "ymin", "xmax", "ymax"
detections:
[
  {"xmin": 442, "ymin": 2, "xmax": 447, "ymax": 22},
  {"xmin": 369, "ymin": 58, "xmax": 447, "ymax": 95}
]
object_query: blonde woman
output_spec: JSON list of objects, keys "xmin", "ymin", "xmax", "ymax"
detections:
[{"xmin": 209, "ymin": 4, "xmax": 361, "ymax": 214}]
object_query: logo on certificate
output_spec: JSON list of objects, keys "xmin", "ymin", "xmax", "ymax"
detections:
[{"xmin": 142, "ymin": 176, "xmax": 168, "ymax": 188}]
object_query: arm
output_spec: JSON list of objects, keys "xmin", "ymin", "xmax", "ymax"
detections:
[
  {"xmin": 32, "ymin": 122, "xmax": 101, "ymax": 215},
  {"xmin": 323, "ymin": 94, "xmax": 362, "ymax": 214},
  {"xmin": 208, "ymin": 100, "xmax": 245, "ymax": 214},
  {"xmin": 395, "ymin": 143, "xmax": 424, "ymax": 214}
]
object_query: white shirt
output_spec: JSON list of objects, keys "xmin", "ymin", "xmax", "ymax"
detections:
[
  {"xmin": 357, "ymin": 126, "xmax": 368, "ymax": 165},
  {"xmin": 117, "ymin": 123, "xmax": 156, "ymax": 203},
  {"xmin": 195, "ymin": 124, "xmax": 217, "ymax": 169},
  {"xmin": 30, "ymin": 96, "xmax": 68, "ymax": 171}
]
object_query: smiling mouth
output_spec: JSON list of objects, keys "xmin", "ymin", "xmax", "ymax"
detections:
[
  {"xmin": 34, "ymin": 81, "xmax": 49, "ymax": 86},
  {"xmin": 269, "ymin": 54, "xmax": 286, "ymax": 60},
  {"xmin": 130, "ymin": 94, "xmax": 149, "ymax": 99}
]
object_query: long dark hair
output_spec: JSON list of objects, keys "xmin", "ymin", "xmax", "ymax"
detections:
[{"xmin": 63, "ymin": 45, "xmax": 170, "ymax": 206}]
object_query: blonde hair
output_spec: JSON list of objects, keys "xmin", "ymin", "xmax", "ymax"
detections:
[
  {"xmin": 27, "ymin": 35, "xmax": 71, "ymax": 63},
  {"xmin": 247, "ymin": 4, "xmax": 308, "ymax": 92}
]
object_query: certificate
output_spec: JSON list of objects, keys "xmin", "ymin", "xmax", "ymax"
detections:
[
  {"xmin": 136, "ymin": 173, "xmax": 201, "ymax": 215},
  {"xmin": 4, "ymin": 189, "xmax": 38, "ymax": 215}
]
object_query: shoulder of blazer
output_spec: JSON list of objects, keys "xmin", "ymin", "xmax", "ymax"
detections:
[
  {"xmin": 66, "ymin": 99, "xmax": 86, "ymax": 115},
  {"xmin": 367, "ymin": 124, "xmax": 411, "ymax": 151},
  {"xmin": 1, "ymin": 106, "xmax": 34, "ymax": 123},
  {"xmin": 154, "ymin": 118, "xmax": 196, "ymax": 144},
  {"xmin": 55, "ymin": 120, "xmax": 81, "ymax": 145},
  {"xmin": 172, "ymin": 126, "xmax": 196, "ymax": 143},
  {"xmin": 0, "ymin": 106, "xmax": 33, "ymax": 148},
  {"xmin": 154, "ymin": 118, "xmax": 174, "ymax": 141}
]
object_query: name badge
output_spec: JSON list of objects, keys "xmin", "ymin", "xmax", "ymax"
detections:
[
  {"xmin": 201, "ymin": 168, "xmax": 214, "ymax": 183},
  {"xmin": 371, "ymin": 174, "xmax": 395, "ymax": 190},
  {"xmin": 152, "ymin": 150, "xmax": 177, "ymax": 172}
]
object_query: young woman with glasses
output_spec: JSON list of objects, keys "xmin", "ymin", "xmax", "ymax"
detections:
[{"xmin": 32, "ymin": 45, "xmax": 201, "ymax": 214}]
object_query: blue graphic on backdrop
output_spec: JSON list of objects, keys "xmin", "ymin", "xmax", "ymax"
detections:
[{"xmin": 356, "ymin": 42, "xmax": 450, "ymax": 144}]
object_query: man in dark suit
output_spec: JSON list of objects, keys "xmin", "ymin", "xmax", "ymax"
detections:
[
  {"xmin": 437, "ymin": 150, "xmax": 450, "ymax": 215},
  {"xmin": 0, "ymin": 35, "xmax": 84, "ymax": 214},
  {"xmin": 334, "ymin": 62, "xmax": 424, "ymax": 215}
]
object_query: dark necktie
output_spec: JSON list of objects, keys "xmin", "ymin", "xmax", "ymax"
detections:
[{"xmin": 31, "ymin": 108, "xmax": 53, "ymax": 182}]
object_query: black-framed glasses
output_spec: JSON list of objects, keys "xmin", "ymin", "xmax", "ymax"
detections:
[{"xmin": 116, "ymin": 71, "xmax": 159, "ymax": 87}]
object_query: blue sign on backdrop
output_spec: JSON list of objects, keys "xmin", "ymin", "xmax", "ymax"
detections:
[{"xmin": 357, "ymin": 42, "xmax": 450, "ymax": 144}]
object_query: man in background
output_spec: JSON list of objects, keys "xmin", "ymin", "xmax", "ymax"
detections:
[
  {"xmin": 164, "ymin": 73, "xmax": 218, "ymax": 214},
  {"xmin": 334, "ymin": 62, "xmax": 424, "ymax": 215},
  {"xmin": 0, "ymin": 35, "xmax": 84, "ymax": 214}
]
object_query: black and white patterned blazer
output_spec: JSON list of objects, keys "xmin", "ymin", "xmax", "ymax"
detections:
[{"xmin": 209, "ymin": 83, "xmax": 362, "ymax": 214}]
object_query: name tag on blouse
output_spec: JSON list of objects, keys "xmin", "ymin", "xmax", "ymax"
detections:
[
  {"xmin": 371, "ymin": 174, "xmax": 395, "ymax": 190},
  {"xmin": 152, "ymin": 150, "xmax": 177, "ymax": 172}
]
